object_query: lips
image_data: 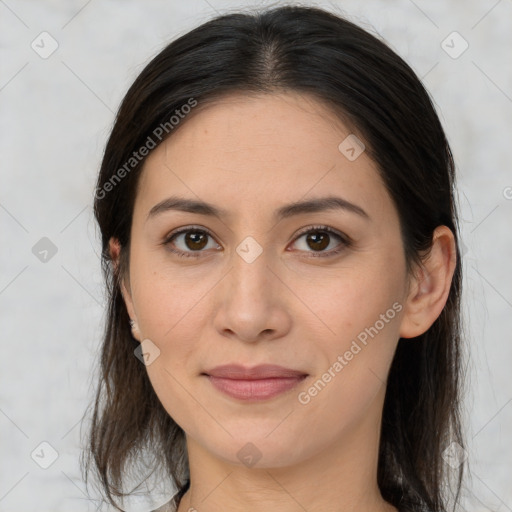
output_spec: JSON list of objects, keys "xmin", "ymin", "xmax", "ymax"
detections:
[
  {"xmin": 203, "ymin": 364, "xmax": 308, "ymax": 379},
  {"xmin": 202, "ymin": 364, "xmax": 308, "ymax": 401}
]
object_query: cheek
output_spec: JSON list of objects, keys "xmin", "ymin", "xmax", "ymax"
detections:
[
  {"xmin": 130, "ymin": 245, "xmax": 211, "ymax": 338},
  {"xmin": 137, "ymin": 273, "xmax": 206, "ymax": 429},
  {"xmin": 289, "ymin": 256, "xmax": 404, "ymax": 343},
  {"xmin": 135, "ymin": 273, "xmax": 207, "ymax": 374},
  {"xmin": 291, "ymin": 254, "xmax": 405, "ymax": 401},
  {"xmin": 130, "ymin": 251, "xmax": 215, "ymax": 369},
  {"xmin": 297, "ymin": 283, "xmax": 402, "ymax": 437}
]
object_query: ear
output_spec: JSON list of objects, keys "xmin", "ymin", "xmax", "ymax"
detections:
[
  {"xmin": 108, "ymin": 237, "xmax": 142, "ymax": 342},
  {"xmin": 399, "ymin": 225, "xmax": 457, "ymax": 339}
]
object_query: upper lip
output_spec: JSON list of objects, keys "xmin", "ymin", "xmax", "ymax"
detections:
[{"xmin": 203, "ymin": 364, "xmax": 308, "ymax": 380}]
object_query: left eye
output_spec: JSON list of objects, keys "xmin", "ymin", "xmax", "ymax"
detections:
[
  {"xmin": 291, "ymin": 226, "xmax": 349, "ymax": 257},
  {"xmin": 163, "ymin": 225, "xmax": 350, "ymax": 259}
]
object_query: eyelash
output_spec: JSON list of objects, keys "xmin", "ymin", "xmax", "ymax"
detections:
[{"xmin": 162, "ymin": 224, "xmax": 351, "ymax": 259}]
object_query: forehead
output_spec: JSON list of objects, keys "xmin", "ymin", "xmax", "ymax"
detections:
[
  {"xmin": 135, "ymin": 91, "xmax": 390, "ymax": 225},
  {"xmin": 161, "ymin": 91, "xmax": 353, "ymax": 157}
]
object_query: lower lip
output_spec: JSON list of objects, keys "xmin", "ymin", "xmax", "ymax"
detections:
[{"xmin": 205, "ymin": 375, "xmax": 307, "ymax": 401}]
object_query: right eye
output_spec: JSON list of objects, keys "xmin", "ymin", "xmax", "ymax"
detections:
[{"xmin": 163, "ymin": 226, "xmax": 220, "ymax": 258}]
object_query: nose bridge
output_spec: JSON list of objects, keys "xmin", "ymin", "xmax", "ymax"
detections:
[{"xmin": 230, "ymin": 233, "xmax": 275, "ymax": 299}]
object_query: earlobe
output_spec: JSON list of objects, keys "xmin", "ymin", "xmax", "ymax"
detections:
[
  {"xmin": 129, "ymin": 319, "xmax": 142, "ymax": 341},
  {"xmin": 399, "ymin": 226, "xmax": 457, "ymax": 339}
]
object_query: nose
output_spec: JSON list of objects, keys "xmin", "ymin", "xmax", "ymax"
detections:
[{"xmin": 212, "ymin": 242, "xmax": 292, "ymax": 344}]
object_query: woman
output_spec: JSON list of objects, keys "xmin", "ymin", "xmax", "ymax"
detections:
[{"xmin": 82, "ymin": 5, "xmax": 465, "ymax": 512}]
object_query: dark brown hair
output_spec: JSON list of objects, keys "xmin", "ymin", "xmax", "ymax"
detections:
[{"xmin": 82, "ymin": 5, "xmax": 466, "ymax": 511}]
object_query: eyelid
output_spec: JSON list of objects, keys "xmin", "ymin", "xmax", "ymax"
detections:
[
  {"xmin": 163, "ymin": 224, "xmax": 351, "ymax": 244},
  {"xmin": 162, "ymin": 224, "xmax": 217, "ymax": 245},
  {"xmin": 162, "ymin": 224, "xmax": 351, "ymax": 258},
  {"xmin": 292, "ymin": 224, "xmax": 351, "ymax": 244}
]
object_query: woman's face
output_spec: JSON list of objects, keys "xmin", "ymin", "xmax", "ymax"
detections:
[{"xmin": 118, "ymin": 91, "xmax": 413, "ymax": 469}]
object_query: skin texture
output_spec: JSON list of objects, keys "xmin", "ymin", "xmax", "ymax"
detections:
[{"xmin": 109, "ymin": 91, "xmax": 456, "ymax": 512}]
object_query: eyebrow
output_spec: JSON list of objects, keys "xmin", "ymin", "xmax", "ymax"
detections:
[{"xmin": 146, "ymin": 195, "xmax": 370, "ymax": 223}]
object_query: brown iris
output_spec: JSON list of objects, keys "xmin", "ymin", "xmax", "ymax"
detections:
[
  {"xmin": 184, "ymin": 231, "xmax": 209, "ymax": 251},
  {"xmin": 305, "ymin": 231, "xmax": 330, "ymax": 251}
]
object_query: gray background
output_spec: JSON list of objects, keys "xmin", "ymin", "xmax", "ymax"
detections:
[{"xmin": 1, "ymin": 0, "xmax": 511, "ymax": 511}]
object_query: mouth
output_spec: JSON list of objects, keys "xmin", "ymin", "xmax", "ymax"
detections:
[{"xmin": 201, "ymin": 364, "xmax": 308, "ymax": 401}]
